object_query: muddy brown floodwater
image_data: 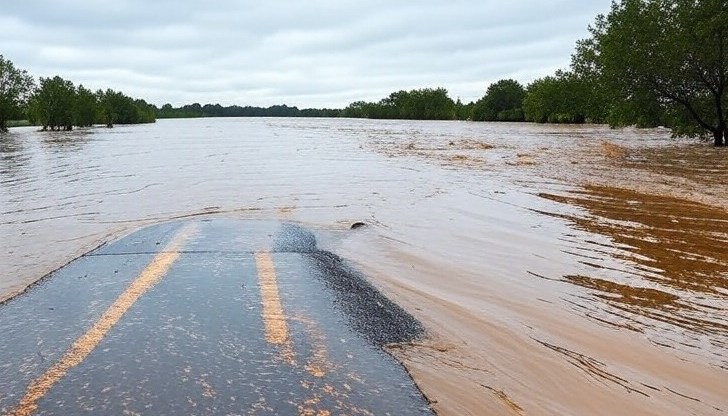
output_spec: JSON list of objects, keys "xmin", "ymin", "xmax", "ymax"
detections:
[{"xmin": 1, "ymin": 118, "xmax": 727, "ymax": 415}]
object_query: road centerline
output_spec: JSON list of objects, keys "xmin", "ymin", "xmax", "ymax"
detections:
[
  {"xmin": 254, "ymin": 251, "xmax": 295, "ymax": 365},
  {"xmin": 10, "ymin": 223, "xmax": 197, "ymax": 416}
]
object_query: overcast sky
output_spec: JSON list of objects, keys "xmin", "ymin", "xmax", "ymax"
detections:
[{"xmin": 1, "ymin": 1, "xmax": 610, "ymax": 108}]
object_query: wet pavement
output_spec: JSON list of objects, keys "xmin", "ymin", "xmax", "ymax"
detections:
[{"xmin": 0, "ymin": 219, "xmax": 431, "ymax": 415}]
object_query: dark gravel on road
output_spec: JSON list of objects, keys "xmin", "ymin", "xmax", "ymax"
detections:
[{"xmin": 273, "ymin": 222, "xmax": 426, "ymax": 346}]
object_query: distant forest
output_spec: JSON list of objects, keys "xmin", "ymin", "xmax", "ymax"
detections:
[
  {"xmin": 156, "ymin": 103, "xmax": 340, "ymax": 119},
  {"xmin": 155, "ymin": 85, "xmax": 515, "ymax": 122}
]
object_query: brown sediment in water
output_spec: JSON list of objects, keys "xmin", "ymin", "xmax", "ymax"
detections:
[
  {"xmin": 538, "ymin": 186, "xmax": 728, "ymax": 296},
  {"xmin": 353, "ymin": 126, "xmax": 728, "ymax": 415},
  {"xmin": 374, "ymin": 137, "xmax": 494, "ymax": 169},
  {"xmin": 535, "ymin": 186, "xmax": 728, "ymax": 360},
  {"xmin": 348, "ymin": 242, "xmax": 728, "ymax": 415},
  {"xmin": 577, "ymin": 140, "xmax": 728, "ymax": 210}
]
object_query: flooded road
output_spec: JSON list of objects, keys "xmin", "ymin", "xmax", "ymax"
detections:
[
  {"xmin": 1, "ymin": 219, "xmax": 431, "ymax": 415},
  {"xmin": 1, "ymin": 118, "xmax": 727, "ymax": 415}
]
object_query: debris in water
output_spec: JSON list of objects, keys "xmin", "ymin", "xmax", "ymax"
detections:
[{"xmin": 350, "ymin": 222, "xmax": 367, "ymax": 230}]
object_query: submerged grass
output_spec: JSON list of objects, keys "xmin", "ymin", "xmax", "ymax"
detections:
[{"xmin": 7, "ymin": 120, "xmax": 33, "ymax": 128}]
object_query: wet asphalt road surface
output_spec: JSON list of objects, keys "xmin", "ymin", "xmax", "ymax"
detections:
[{"xmin": 0, "ymin": 219, "xmax": 431, "ymax": 415}]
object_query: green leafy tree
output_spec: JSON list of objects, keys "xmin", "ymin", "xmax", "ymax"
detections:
[
  {"xmin": 30, "ymin": 76, "xmax": 76, "ymax": 131},
  {"xmin": 0, "ymin": 55, "xmax": 35, "ymax": 132},
  {"xmin": 418, "ymin": 87, "xmax": 456, "ymax": 120},
  {"xmin": 341, "ymin": 101, "xmax": 371, "ymax": 118},
  {"xmin": 472, "ymin": 79, "xmax": 526, "ymax": 121},
  {"xmin": 523, "ymin": 75, "xmax": 566, "ymax": 123},
  {"xmin": 575, "ymin": 0, "xmax": 728, "ymax": 145},
  {"xmin": 454, "ymin": 98, "xmax": 474, "ymax": 120},
  {"xmin": 96, "ymin": 89, "xmax": 114, "ymax": 126},
  {"xmin": 2, "ymin": 56, "xmax": 154, "ymax": 131},
  {"xmin": 341, "ymin": 88, "xmax": 454, "ymax": 120},
  {"xmin": 97, "ymin": 89, "xmax": 156, "ymax": 127},
  {"xmin": 101, "ymin": 89, "xmax": 130, "ymax": 126},
  {"xmin": 523, "ymin": 70, "xmax": 608, "ymax": 123},
  {"xmin": 73, "ymin": 84, "xmax": 97, "ymax": 127},
  {"xmin": 158, "ymin": 103, "xmax": 175, "ymax": 118},
  {"xmin": 133, "ymin": 99, "xmax": 157, "ymax": 123}
]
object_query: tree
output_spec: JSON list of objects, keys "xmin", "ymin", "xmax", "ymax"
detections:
[
  {"xmin": 96, "ymin": 89, "xmax": 114, "ymax": 127},
  {"xmin": 133, "ymin": 98, "xmax": 156, "ymax": 123},
  {"xmin": 523, "ymin": 75, "xmax": 570, "ymax": 123},
  {"xmin": 73, "ymin": 84, "xmax": 97, "ymax": 127},
  {"xmin": 0, "ymin": 55, "xmax": 35, "ymax": 132},
  {"xmin": 472, "ymin": 79, "xmax": 526, "ymax": 121},
  {"xmin": 341, "ymin": 101, "xmax": 371, "ymax": 118},
  {"xmin": 523, "ymin": 70, "xmax": 608, "ymax": 123},
  {"xmin": 2, "ymin": 56, "xmax": 154, "ymax": 130},
  {"xmin": 97, "ymin": 89, "xmax": 156, "ymax": 126},
  {"xmin": 382, "ymin": 88, "xmax": 454, "ymax": 120},
  {"xmin": 340, "ymin": 88, "xmax": 455, "ymax": 120},
  {"xmin": 575, "ymin": 0, "xmax": 728, "ymax": 145},
  {"xmin": 418, "ymin": 87, "xmax": 456, "ymax": 120},
  {"xmin": 30, "ymin": 76, "xmax": 76, "ymax": 131},
  {"xmin": 454, "ymin": 98, "xmax": 474, "ymax": 120}
]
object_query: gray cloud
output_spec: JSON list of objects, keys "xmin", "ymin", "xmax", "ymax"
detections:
[{"xmin": 1, "ymin": 1, "xmax": 610, "ymax": 107}]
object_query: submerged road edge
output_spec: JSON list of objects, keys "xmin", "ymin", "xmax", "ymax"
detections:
[{"xmin": 9, "ymin": 223, "xmax": 198, "ymax": 416}]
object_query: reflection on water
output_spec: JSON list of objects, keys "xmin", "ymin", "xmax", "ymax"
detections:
[
  {"xmin": 539, "ymin": 186, "xmax": 728, "ymax": 368},
  {"xmin": 39, "ymin": 129, "xmax": 94, "ymax": 153},
  {"xmin": 0, "ymin": 134, "xmax": 30, "ymax": 181}
]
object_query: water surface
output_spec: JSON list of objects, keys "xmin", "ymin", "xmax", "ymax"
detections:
[{"xmin": 1, "ymin": 118, "xmax": 726, "ymax": 415}]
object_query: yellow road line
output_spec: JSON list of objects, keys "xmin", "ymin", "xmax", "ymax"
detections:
[
  {"xmin": 256, "ymin": 253, "xmax": 346, "ymax": 415},
  {"xmin": 293, "ymin": 314, "xmax": 328, "ymax": 378},
  {"xmin": 11, "ymin": 223, "xmax": 197, "ymax": 416},
  {"xmin": 254, "ymin": 251, "xmax": 295, "ymax": 364}
]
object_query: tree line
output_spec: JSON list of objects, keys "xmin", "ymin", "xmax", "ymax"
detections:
[
  {"xmin": 156, "ymin": 103, "xmax": 340, "ymax": 119},
  {"xmin": 158, "ymin": 85, "xmax": 523, "ymax": 123},
  {"xmin": 338, "ymin": 82, "xmax": 526, "ymax": 122},
  {"xmin": 2, "ymin": 0, "xmax": 724, "ymax": 144},
  {"xmin": 0, "ymin": 55, "xmax": 155, "ymax": 132}
]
